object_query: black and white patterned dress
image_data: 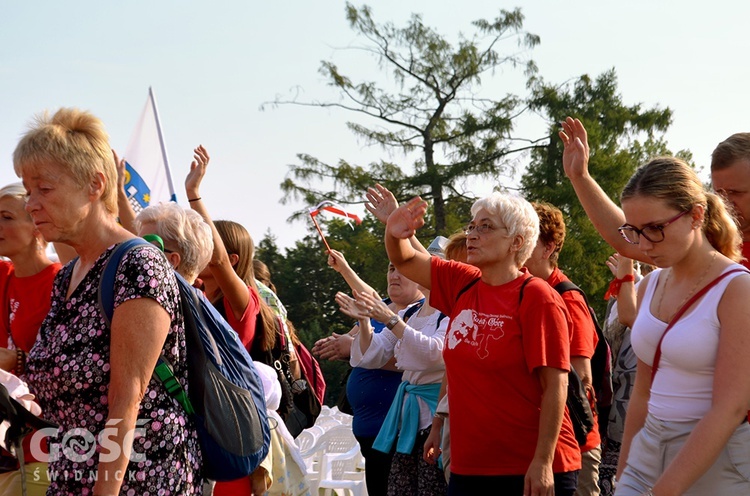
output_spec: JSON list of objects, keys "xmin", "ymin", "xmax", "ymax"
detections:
[{"xmin": 26, "ymin": 243, "xmax": 202, "ymax": 495}]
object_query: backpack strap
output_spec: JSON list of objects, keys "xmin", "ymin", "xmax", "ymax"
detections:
[
  {"xmin": 402, "ymin": 298, "xmax": 426, "ymax": 322},
  {"xmin": 455, "ymin": 278, "xmax": 480, "ymax": 303},
  {"xmin": 99, "ymin": 238, "xmax": 151, "ymax": 326},
  {"xmin": 552, "ymin": 280, "xmax": 606, "ymax": 343},
  {"xmin": 97, "ymin": 238, "xmax": 194, "ymax": 415},
  {"xmin": 517, "ymin": 276, "xmax": 535, "ymax": 304}
]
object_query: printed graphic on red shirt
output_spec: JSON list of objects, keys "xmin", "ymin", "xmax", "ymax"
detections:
[{"xmin": 447, "ymin": 308, "xmax": 511, "ymax": 359}]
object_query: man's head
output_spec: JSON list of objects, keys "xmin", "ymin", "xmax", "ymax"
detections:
[
  {"xmin": 711, "ymin": 133, "xmax": 750, "ymax": 236},
  {"xmin": 524, "ymin": 202, "xmax": 566, "ymax": 278}
]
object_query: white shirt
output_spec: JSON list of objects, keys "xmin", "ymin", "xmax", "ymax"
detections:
[
  {"xmin": 351, "ymin": 306, "xmax": 448, "ymax": 429},
  {"xmin": 631, "ymin": 264, "xmax": 747, "ymax": 421}
]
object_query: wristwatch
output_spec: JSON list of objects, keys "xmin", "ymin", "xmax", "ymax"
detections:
[{"xmin": 385, "ymin": 315, "xmax": 400, "ymax": 330}]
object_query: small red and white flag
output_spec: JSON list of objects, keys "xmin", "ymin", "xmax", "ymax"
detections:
[{"xmin": 308, "ymin": 201, "xmax": 362, "ymax": 251}]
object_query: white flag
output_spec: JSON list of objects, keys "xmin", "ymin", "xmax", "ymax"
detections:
[{"xmin": 123, "ymin": 87, "xmax": 177, "ymax": 212}]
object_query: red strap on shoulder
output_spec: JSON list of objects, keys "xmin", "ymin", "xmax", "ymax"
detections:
[{"xmin": 651, "ymin": 268, "xmax": 748, "ymax": 383}]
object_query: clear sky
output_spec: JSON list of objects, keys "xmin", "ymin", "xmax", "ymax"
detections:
[{"xmin": 2, "ymin": 1, "xmax": 749, "ymax": 250}]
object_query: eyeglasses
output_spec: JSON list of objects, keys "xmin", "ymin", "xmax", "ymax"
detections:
[
  {"xmin": 617, "ymin": 209, "xmax": 690, "ymax": 244},
  {"xmin": 463, "ymin": 223, "xmax": 507, "ymax": 236}
]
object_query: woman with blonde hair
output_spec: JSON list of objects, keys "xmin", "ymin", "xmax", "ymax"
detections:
[
  {"xmin": 0, "ymin": 182, "xmax": 61, "ymax": 495},
  {"xmin": 561, "ymin": 117, "xmax": 750, "ymax": 495},
  {"xmin": 14, "ymin": 107, "xmax": 201, "ymax": 494}
]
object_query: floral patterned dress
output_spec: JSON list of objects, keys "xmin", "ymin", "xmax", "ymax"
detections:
[{"xmin": 25, "ymin": 243, "xmax": 202, "ymax": 495}]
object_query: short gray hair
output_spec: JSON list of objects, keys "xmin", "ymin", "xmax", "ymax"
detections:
[
  {"xmin": 135, "ymin": 202, "xmax": 213, "ymax": 282},
  {"xmin": 471, "ymin": 192, "xmax": 539, "ymax": 266}
]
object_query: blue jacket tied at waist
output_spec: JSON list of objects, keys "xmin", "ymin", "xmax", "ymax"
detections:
[{"xmin": 373, "ymin": 381, "xmax": 441, "ymax": 455}]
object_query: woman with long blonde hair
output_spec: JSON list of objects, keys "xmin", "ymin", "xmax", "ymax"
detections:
[{"xmin": 561, "ymin": 117, "xmax": 750, "ymax": 495}]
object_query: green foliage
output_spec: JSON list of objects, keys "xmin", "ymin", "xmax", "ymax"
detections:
[
  {"xmin": 260, "ymin": 10, "xmax": 695, "ymax": 402},
  {"xmin": 272, "ymin": 3, "xmax": 541, "ymax": 233},
  {"xmin": 256, "ymin": 218, "xmax": 398, "ymax": 404},
  {"xmin": 521, "ymin": 69, "xmax": 689, "ymax": 316}
]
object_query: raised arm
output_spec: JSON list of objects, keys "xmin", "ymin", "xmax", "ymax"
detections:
[
  {"xmin": 366, "ymin": 183, "xmax": 430, "ymax": 257},
  {"xmin": 384, "ymin": 198, "xmax": 433, "ymax": 289},
  {"xmin": 327, "ymin": 249, "xmax": 376, "ymax": 295},
  {"xmin": 113, "ymin": 149, "xmax": 137, "ymax": 235},
  {"xmin": 185, "ymin": 145, "xmax": 249, "ymax": 319},
  {"xmin": 560, "ymin": 117, "xmax": 647, "ymax": 262},
  {"xmin": 335, "ymin": 291, "xmax": 377, "ymax": 358}
]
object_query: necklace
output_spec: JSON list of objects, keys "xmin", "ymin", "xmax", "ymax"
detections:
[{"xmin": 657, "ymin": 251, "xmax": 717, "ymax": 321}]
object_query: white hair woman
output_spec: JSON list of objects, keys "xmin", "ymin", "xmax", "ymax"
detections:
[
  {"xmin": 135, "ymin": 201, "xmax": 213, "ymax": 284},
  {"xmin": 384, "ymin": 192, "xmax": 581, "ymax": 495},
  {"xmin": 14, "ymin": 108, "xmax": 202, "ymax": 495}
]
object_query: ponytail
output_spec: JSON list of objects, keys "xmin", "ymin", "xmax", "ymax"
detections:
[{"xmin": 704, "ymin": 192, "xmax": 743, "ymax": 262}]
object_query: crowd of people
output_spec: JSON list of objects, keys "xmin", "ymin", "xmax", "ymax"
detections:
[{"xmin": 0, "ymin": 105, "xmax": 748, "ymax": 496}]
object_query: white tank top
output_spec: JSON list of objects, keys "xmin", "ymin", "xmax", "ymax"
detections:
[{"xmin": 631, "ymin": 264, "xmax": 748, "ymax": 421}]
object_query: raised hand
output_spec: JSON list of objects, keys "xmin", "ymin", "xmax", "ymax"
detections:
[
  {"xmin": 335, "ymin": 291, "xmax": 370, "ymax": 321},
  {"xmin": 185, "ymin": 145, "xmax": 210, "ymax": 199},
  {"xmin": 352, "ymin": 289, "xmax": 391, "ymax": 325},
  {"xmin": 327, "ymin": 249, "xmax": 351, "ymax": 274},
  {"xmin": 365, "ymin": 183, "xmax": 399, "ymax": 224},
  {"xmin": 113, "ymin": 149, "xmax": 127, "ymax": 192},
  {"xmin": 559, "ymin": 117, "xmax": 590, "ymax": 180},
  {"xmin": 385, "ymin": 197, "xmax": 428, "ymax": 240},
  {"xmin": 605, "ymin": 253, "xmax": 621, "ymax": 277}
]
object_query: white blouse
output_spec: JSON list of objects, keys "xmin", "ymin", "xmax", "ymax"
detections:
[
  {"xmin": 631, "ymin": 264, "xmax": 747, "ymax": 421},
  {"xmin": 351, "ymin": 305, "xmax": 448, "ymax": 429}
]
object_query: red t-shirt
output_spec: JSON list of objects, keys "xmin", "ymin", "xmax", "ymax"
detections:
[
  {"xmin": 547, "ymin": 268, "xmax": 601, "ymax": 452},
  {"xmin": 220, "ymin": 285, "xmax": 261, "ymax": 350},
  {"xmin": 0, "ymin": 260, "xmax": 60, "ymax": 465},
  {"xmin": 1, "ymin": 262, "xmax": 61, "ymax": 352},
  {"xmin": 431, "ymin": 259, "xmax": 581, "ymax": 476}
]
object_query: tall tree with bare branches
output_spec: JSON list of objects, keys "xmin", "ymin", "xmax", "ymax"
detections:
[{"xmin": 270, "ymin": 3, "xmax": 540, "ymax": 234}]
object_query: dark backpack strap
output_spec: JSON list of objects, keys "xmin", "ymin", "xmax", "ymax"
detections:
[
  {"xmin": 455, "ymin": 278, "xmax": 480, "ymax": 303},
  {"xmin": 552, "ymin": 279, "xmax": 610, "ymax": 397},
  {"xmin": 99, "ymin": 238, "xmax": 151, "ymax": 326},
  {"xmin": 518, "ymin": 276, "xmax": 535, "ymax": 304},
  {"xmin": 403, "ymin": 298, "xmax": 426, "ymax": 322},
  {"xmin": 97, "ymin": 238, "xmax": 194, "ymax": 414},
  {"xmin": 552, "ymin": 280, "xmax": 604, "ymax": 337}
]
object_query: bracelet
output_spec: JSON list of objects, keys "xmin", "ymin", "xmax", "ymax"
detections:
[
  {"xmin": 15, "ymin": 349, "xmax": 25, "ymax": 375},
  {"xmin": 604, "ymin": 274, "xmax": 635, "ymax": 300},
  {"xmin": 385, "ymin": 315, "xmax": 400, "ymax": 330},
  {"xmin": 188, "ymin": 197, "xmax": 202, "ymax": 202}
]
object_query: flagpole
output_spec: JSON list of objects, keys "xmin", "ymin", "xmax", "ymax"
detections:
[{"xmin": 148, "ymin": 87, "xmax": 178, "ymax": 202}]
